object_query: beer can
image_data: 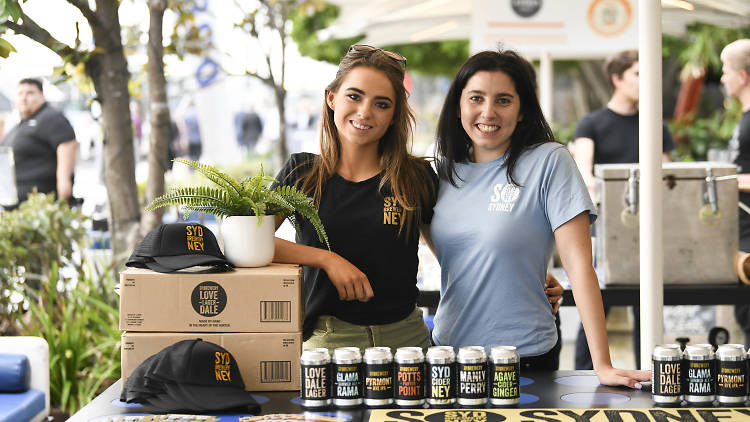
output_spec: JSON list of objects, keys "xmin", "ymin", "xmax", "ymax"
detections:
[
  {"xmin": 332, "ymin": 347, "xmax": 363, "ymax": 408},
  {"xmin": 456, "ymin": 346, "xmax": 488, "ymax": 407},
  {"xmin": 300, "ymin": 348, "xmax": 332, "ymax": 408},
  {"xmin": 716, "ymin": 344, "xmax": 748, "ymax": 405},
  {"xmin": 394, "ymin": 347, "xmax": 425, "ymax": 407},
  {"xmin": 683, "ymin": 344, "xmax": 715, "ymax": 405},
  {"xmin": 652, "ymin": 344, "xmax": 682, "ymax": 405},
  {"xmin": 489, "ymin": 346, "xmax": 520, "ymax": 407},
  {"xmin": 425, "ymin": 346, "xmax": 456, "ymax": 407},
  {"xmin": 363, "ymin": 347, "xmax": 394, "ymax": 407}
]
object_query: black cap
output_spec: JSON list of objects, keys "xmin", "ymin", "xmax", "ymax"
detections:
[
  {"xmin": 126, "ymin": 223, "xmax": 233, "ymax": 273},
  {"xmin": 120, "ymin": 339, "xmax": 260, "ymax": 413}
]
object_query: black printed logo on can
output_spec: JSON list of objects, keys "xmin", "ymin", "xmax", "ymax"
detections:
[
  {"xmin": 396, "ymin": 362, "xmax": 424, "ymax": 400},
  {"xmin": 686, "ymin": 360, "xmax": 714, "ymax": 396},
  {"xmin": 717, "ymin": 360, "xmax": 747, "ymax": 397},
  {"xmin": 490, "ymin": 362, "xmax": 520, "ymax": 399},
  {"xmin": 365, "ymin": 363, "xmax": 393, "ymax": 400},
  {"xmin": 301, "ymin": 364, "xmax": 330, "ymax": 401},
  {"xmin": 458, "ymin": 363, "xmax": 486, "ymax": 399},
  {"xmin": 333, "ymin": 363, "xmax": 362, "ymax": 399},
  {"xmin": 427, "ymin": 363, "xmax": 455, "ymax": 400},
  {"xmin": 653, "ymin": 360, "xmax": 681, "ymax": 397},
  {"xmin": 190, "ymin": 281, "xmax": 227, "ymax": 316}
]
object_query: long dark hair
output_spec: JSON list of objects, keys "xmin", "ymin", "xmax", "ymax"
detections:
[{"xmin": 435, "ymin": 49, "xmax": 556, "ymax": 187}]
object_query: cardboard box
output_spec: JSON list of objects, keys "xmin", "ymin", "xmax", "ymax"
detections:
[
  {"xmin": 119, "ymin": 264, "xmax": 302, "ymax": 332},
  {"xmin": 121, "ymin": 331, "xmax": 302, "ymax": 391}
]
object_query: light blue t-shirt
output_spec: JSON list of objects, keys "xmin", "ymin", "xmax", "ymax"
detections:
[{"xmin": 430, "ymin": 142, "xmax": 596, "ymax": 356}]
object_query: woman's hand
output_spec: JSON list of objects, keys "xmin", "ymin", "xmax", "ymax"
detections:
[
  {"xmin": 595, "ymin": 366, "xmax": 651, "ymax": 389},
  {"xmin": 545, "ymin": 272, "xmax": 564, "ymax": 314},
  {"xmin": 322, "ymin": 252, "xmax": 374, "ymax": 302}
]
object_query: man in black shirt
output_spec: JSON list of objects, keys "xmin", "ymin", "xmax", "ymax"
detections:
[
  {"xmin": 721, "ymin": 39, "xmax": 750, "ymax": 348},
  {"xmin": 1, "ymin": 78, "xmax": 77, "ymax": 208}
]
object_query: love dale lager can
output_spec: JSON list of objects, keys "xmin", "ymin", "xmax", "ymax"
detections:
[
  {"xmin": 332, "ymin": 347, "xmax": 363, "ymax": 408},
  {"xmin": 716, "ymin": 344, "xmax": 747, "ymax": 405},
  {"xmin": 652, "ymin": 344, "xmax": 682, "ymax": 405},
  {"xmin": 489, "ymin": 346, "xmax": 520, "ymax": 407},
  {"xmin": 456, "ymin": 346, "xmax": 488, "ymax": 407},
  {"xmin": 425, "ymin": 346, "xmax": 456, "ymax": 408},
  {"xmin": 683, "ymin": 344, "xmax": 715, "ymax": 405},
  {"xmin": 363, "ymin": 347, "xmax": 394, "ymax": 407},
  {"xmin": 300, "ymin": 348, "xmax": 331, "ymax": 408},
  {"xmin": 394, "ymin": 347, "xmax": 425, "ymax": 407}
]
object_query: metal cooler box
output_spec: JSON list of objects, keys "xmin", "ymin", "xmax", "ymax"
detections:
[{"xmin": 594, "ymin": 162, "xmax": 738, "ymax": 285}]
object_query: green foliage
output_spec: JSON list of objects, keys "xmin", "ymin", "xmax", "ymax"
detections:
[
  {"xmin": 663, "ymin": 23, "xmax": 750, "ymax": 74},
  {"xmin": 290, "ymin": 2, "xmax": 362, "ymax": 65},
  {"xmin": 20, "ymin": 262, "xmax": 121, "ymax": 415},
  {"xmin": 552, "ymin": 121, "xmax": 577, "ymax": 145},
  {"xmin": 0, "ymin": 0, "xmax": 21, "ymax": 57},
  {"xmin": 668, "ymin": 100, "xmax": 743, "ymax": 161},
  {"xmin": 146, "ymin": 159, "xmax": 330, "ymax": 249},
  {"xmin": 382, "ymin": 40, "xmax": 469, "ymax": 76}
]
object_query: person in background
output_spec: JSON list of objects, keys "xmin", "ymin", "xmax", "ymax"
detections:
[
  {"xmin": 183, "ymin": 101, "xmax": 202, "ymax": 161},
  {"xmin": 721, "ymin": 39, "xmax": 750, "ymax": 349},
  {"xmin": 570, "ymin": 49, "xmax": 675, "ymax": 370},
  {"xmin": 0, "ymin": 78, "xmax": 77, "ymax": 208}
]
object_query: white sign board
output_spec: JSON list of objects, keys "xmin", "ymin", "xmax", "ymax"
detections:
[
  {"xmin": 471, "ymin": 0, "xmax": 638, "ymax": 59},
  {"xmin": 0, "ymin": 146, "xmax": 18, "ymax": 207}
]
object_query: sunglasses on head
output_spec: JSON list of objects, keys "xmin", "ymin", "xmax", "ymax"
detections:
[{"xmin": 348, "ymin": 44, "xmax": 407, "ymax": 68}]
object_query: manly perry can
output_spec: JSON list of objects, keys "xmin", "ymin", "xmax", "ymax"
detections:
[
  {"xmin": 426, "ymin": 346, "xmax": 456, "ymax": 407},
  {"xmin": 652, "ymin": 344, "xmax": 682, "ymax": 405},
  {"xmin": 363, "ymin": 347, "xmax": 394, "ymax": 407},
  {"xmin": 489, "ymin": 346, "xmax": 520, "ymax": 407},
  {"xmin": 333, "ymin": 347, "xmax": 363, "ymax": 408},
  {"xmin": 395, "ymin": 347, "xmax": 425, "ymax": 407},
  {"xmin": 716, "ymin": 344, "xmax": 747, "ymax": 405},
  {"xmin": 683, "ymin": 344, "xmax": 715, "ymax": 405},
  {"xmin": 300, "ymin": 348, "xmax": 331, "ymax": 408},
  {"xmin": 457, "ymin": 346, "xmax": 488, "ymax": 407}
]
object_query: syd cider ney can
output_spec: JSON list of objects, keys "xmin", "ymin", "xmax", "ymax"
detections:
[
  {"xmin": 652, "ymin": 344, "xmax": 682, "ymax": 405},
  {"xmin": 332, "ymin": 347, "xmax": 363, "ymax": 408},
  {"xmin": 363, "ymin": 347, "xmax": 394, "ymax": 407},
  {"xmin": 425, "ymin": 346, "xmax": 456, "ymax": 408},
  {"xmin": 457, "ymin": 346, "xmax": 488, "ymax": 407},
  {"xmin": 395, "ymin": 347, "xmax": 425, "ymax": 407},
  {"xmin": 300, "ymin": 348, "xmax": 331, "ymax": 408},
  {"xmin": 683, "ymin": 344, "xmax": 715, "ymax": 405},
  {"xmin": 489, "ymin": 346, "xmax": 520, "ymax": 407},
  {"xmin": 716, "ymin": 344, "xmax": 748, "ymax": 405}
]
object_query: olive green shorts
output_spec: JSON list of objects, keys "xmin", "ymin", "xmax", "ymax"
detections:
[{"xmin": 303, "ymin": 307, "xmax": 431, "ymax": 354}]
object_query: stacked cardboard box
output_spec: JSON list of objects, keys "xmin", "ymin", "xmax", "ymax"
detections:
[{"xmin": 119, "ymin": 264, "xmax": 303, "ymax": 391}]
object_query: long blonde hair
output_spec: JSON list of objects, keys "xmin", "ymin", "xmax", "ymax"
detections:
[{"xmin": 298, "ymin": 48, "xmax": 435, "ymax": 238}]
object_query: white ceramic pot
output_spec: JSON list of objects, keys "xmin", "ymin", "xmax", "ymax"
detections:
[{"xmin": 219, "ymin": 215, "xmax": 275, "ymax": 267}]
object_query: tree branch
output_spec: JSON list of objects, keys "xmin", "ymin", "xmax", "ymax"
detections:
[
  {"xmin": 66, "ymin": 0, "xmax": 103, "ymax": 29},
  {"xmin": 4, "ymin": 10, "xmax": 78, "ymax": 62}
]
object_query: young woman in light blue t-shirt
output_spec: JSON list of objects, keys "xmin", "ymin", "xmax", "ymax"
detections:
[{"xmin": 425, "ymin": 49, "xmax": 650, "ymax": 388}]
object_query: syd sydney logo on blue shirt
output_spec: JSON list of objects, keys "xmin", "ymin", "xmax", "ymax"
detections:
[{"xmin": 488, "ymin": 183, "xmax": 520, "ymax": 212}]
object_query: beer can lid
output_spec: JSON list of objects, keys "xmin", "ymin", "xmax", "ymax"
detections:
[
  {"xmin": 717, "ymin": 344, "xmax": 746, "ymax": 360},
  {"xmin": 301, "ymin": 348, "xmax": 331, "ymax": 364},
  {"xmin": 395, "ymin": 347, "xmax": 424, "ymax": 363},
  {"xmin": 364, "ymin": 346, "xmax": 393, "ymax": 363},
  {"xmin": 490, "ymin": 345, "xmax": 519, "ymax": 363},
  {"xmin": 457, "ymin": 346, "xmax": 486, "ymax": 363},
  {"xmin": 334, "ymin": 347, "xmax": 362, "ymax": 363},
  {"xmin": 652, "ymin": 344, "xmax": 681, "ymax": 361},
  {"xmin": 684, "ymin": 345, "xmax": 713, "ymax": 360},
  {"xmin": 426, "ymin": 346, "xmax": 456, "ymax": 363}
]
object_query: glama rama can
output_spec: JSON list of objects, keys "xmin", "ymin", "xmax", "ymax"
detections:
[
  {"xmin": 652, "ymin": 344, "xmax": 682, "ymax": 405},
  {"xmin": 300, "ymin": 348, "xmax": 331, "ymax": 408},
  {"xmin": 489, "ymin": 346, "xmax": 520, "ymax": 407},
  {"xmin": 363, "ymin": 347, "xmax": 394, "ymax": 408},
  {"xmin": 332, "ymin": 347, "xmax": 363, "ymax": 408},
  {"xmin": 457, "ymin": 346, "xmax": 487, "ymax": 407},
  {"xmin": 425, "ymin": 346, "xmax": 456, "ymax": 408},
  {"xmin": 394, "ymin": 347, "xmax": 425, "ymax": 407},
  {"xmin": 683, "ymin": 344, "xmax": 715, "ymax": 406},
  {"xmin": 716, "ymin": 344, "xmax": 747, "ymax": 405}
]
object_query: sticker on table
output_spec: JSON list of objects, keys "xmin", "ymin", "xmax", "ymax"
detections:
[
  {"xmin": 553, "ymin": 375, "xmax": 601, "ymax": 387},
  {"xmin": 519, "ymin": 393, "xmax": 539, "ymax": 405},
  {"xmin": 251, "ymin": 394, "xmax": 271, "ymax": 405},
  {"xmin": 560, "ymin": 392, "xmax": 631, "ymax": 405},
  {"xmin": 519, "ymin": 377, "xmax": 533, "ymax": 386}
]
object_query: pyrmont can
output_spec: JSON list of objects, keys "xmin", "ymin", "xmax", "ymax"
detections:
[
  {"xmin": 332, "ymin": 347, "xmax": 363, "ymax": 408},
  {"xmin": 425, "ymin": 346, "xmax": 456, "ymax": 407},
  {"xmin": 489, "ymin": 346, "xmax": 520, "ymax": 407},
  {"xmin": 716, "ymin": 344, "xmax": 747, "ymax": 405},
  {"xmin": 300, "ymin": 348, "xmax": 331, "ymax": 408},
  {"xmin": 683, "ymin": 344, "xmax": 715, "ymax": 405},
  {"xmin": 652, "ymin": 344, "xmax": 682, "ymax": 405},
  {"xmin": 457, "ymin": 346, "xmax": 488, "ymax": 407},
  {"xmin": 363, "ymin": 347, "xmax": 394, "ymax": 407},
  {"xmin": 394, "ymin": 347, "xmax": 425, "ymax": 407}
]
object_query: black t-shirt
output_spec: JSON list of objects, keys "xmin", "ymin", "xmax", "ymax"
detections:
[
  {"xmin": 729, "ymin": 110, "xmax": 750, "ymax": 248},
  {"xmin": 0, "ymin": 103, "xmax": 76, "ymax": 203},
  {"xmin": 273, "ymin": 152, "xmax": 437, "ymax": 340},
  {"xmin": 573, "ymin": 107, "xmax": 674, "ymax": 164}
]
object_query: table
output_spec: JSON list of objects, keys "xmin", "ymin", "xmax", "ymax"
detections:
[{"xmin": 69, "ymin": 372, "xmax": 750, "ymax": 422}]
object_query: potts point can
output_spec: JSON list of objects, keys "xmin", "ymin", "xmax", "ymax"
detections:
[
  {"xmin": 456, "ymin": 346, "xmax": 488, "ymax": 407},
  {"xmin": 683, "ymin": 344, "xmax": 715, "ymax": 405},
  {"xmin": 394, "ymin": 347, "xmax": 425, "ymax": 407},
  {"xmin": 489, "ymin": 346, "xmax": 520, "ymax": 407},
  {"xmin": 652, "ymin": 344, "xmax": 682, "ymax": 405},
  {"xmin": 300, "ymin": 348, "xmax": 331, "ymax": 408},
  {"xmin": 425, "ymin": 346, "xmax": 456, "ymax": 407},
  {"xmin": 332, "ymin": 347, "xmax": 363, "ymax": 408},
  {"xmin": 716, "ymin": 344, "xmax": 748, "ymax": 405},
  {"xmin": 363, "ymin": 347, "xmax": 394, "ymax": 407}
]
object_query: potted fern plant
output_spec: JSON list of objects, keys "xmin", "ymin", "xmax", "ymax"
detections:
[{"xmin": 145, "ymin": 159, "xmax": 329, "ymax": 267}]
